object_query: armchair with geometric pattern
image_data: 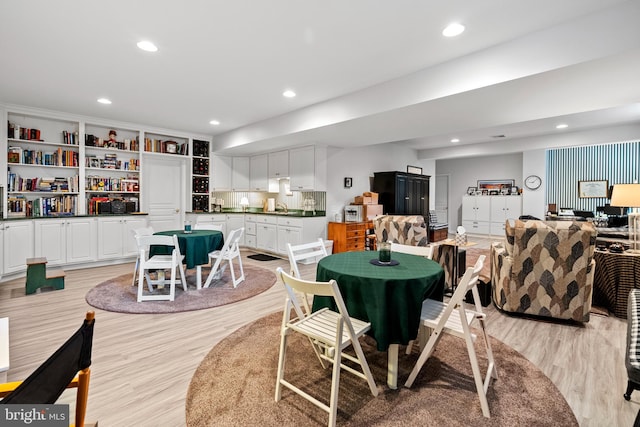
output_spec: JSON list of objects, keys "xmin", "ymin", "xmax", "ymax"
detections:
[{"xmin": 491, "ymin": 219, "xmax": 597, "ymax": 322}]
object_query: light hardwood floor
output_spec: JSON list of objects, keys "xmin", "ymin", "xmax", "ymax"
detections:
[{"xmin": 0, "ymin": 245, "xmax": 635, "ymax": 426}]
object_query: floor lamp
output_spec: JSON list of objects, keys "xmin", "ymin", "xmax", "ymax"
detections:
[{"xmin": 610, "ymin": 184, "xmax": 640, "ymax": 252}]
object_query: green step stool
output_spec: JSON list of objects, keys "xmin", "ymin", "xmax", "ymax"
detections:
[{"xmin": 25, "ymin": 257, "xmax": 65, "ymax": 295}]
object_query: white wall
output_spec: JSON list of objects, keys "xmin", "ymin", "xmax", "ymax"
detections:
[
  {"xmin": 522, "ymin": 149, "xmax": 546, "ymax": 218},
  {"xmin": 326, "ymin": 144, "xmax": 435, "ymax": 221},
  {"xmin": 436, "ymin": 153, "xmax": 523, "ymax": 228}
]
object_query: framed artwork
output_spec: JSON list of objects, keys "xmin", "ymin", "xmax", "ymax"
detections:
[
  {"xmin": 467, "ymin": 186, "xmax": 477, "ymax": 195},
  {"xmin": 344, "ymin": 177, "xmax": 353, "ymax": 188},
  {"xmin": 578, "ymin": 180, "xmax": 608, "ymax": 198},
  {"xmin": 407, "ymin": 165, "xmax": 422, "ymax": 174},
  {"xmin": 477, "ymin": 179, "xmax": 515, "ymax": 191}
]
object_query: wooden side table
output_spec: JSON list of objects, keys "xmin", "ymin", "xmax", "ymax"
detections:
[
  {"xmin": 593, "ymin": 249, "xmax": 640, "ymax": 318},
  {"xmin": 439, "ymin": 239, "xmax": 477, "ymax": 293}
]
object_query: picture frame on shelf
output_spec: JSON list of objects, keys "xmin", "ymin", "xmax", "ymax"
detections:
[
  {"xmin": 407, "ymin": 165, "xmax": 422, "ymax": 174},
  {"xmin": 477, "ymin": 179, "xmax": 515, "ymax": 191},
  {"xmin": 578, "ymin": 180, "xmax": 608, "ymax": 198},
  {"xmin": 344, "ymin": 177, "xmax": 352, "ymax": 188},
  {"xmin": 481, "ymin": 189, "xmax": 489, "ymax": 195},
  {"xmin": 489, "ymin": 190, "xmax": 499, "ymax": 195},
  {"xmin": 500, "ymin": 187, "xmax": 510, "ymax": 195},
  {"xmin": 510, "ymin": 185, "xmax": 519, "ymax": 195},
  {"xmin": 467, "ymin": 186, "xmax": 477, "ymax": 195}
]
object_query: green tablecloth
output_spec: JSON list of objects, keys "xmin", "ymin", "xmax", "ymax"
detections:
[
  {"xmin": 150, "ymin": 230, "xmax": 224, "ymax": 269},
  {"xmin": 312, "ymin": 251, "xmax": 445, "ymax": 351}
]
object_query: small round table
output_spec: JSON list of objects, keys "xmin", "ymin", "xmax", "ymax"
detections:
[
  {"xmin": 312, "ymin": 250, "xmax": 444, "ymax": 389},
  {"xmin": 151, "ymin": 230, "xmax": 224, "ymax": 288}
]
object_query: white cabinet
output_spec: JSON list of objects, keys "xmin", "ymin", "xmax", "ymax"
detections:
[
  {"xmin": 226, "ymin": 214, "xmax": 245, "ymax": 245},
  {"xmin": 289, "ymin": 145, "xmax": 327, "ymax": 191},
  {"xmin": 249, "ymin": 154, "xmax": 268, "ymax": 191},
  {"xmin": 462, "ymin": 195, "xmax": 522, "ymax": 235},
  {"xmin": 34, "ymin": 218, "xmax": 97, "ymax": 266},
  {"xmin": 211, "ymin": 155, "xmax": 232, "ymax": 190},
  {"xmin": 490, "ymin": 196, "xmax": 522, "ymax": 235},
  {"xmin": 268, "ymin": 150, "xmax": 289, "ymax": 179},
  {"xmin": 461, "ymin": 196, "xmax": 491, "ymax": 235},
  {"xmin": 97, "ymin": 216, "xmax": 147, "ymax": 260},
  {"xmin": 276, "ymin": 217, "xmax": 303, "ymax": 254},
  {"xmin": 256, "ymin": 215, "xmax": 278, "ymax": 252},
  {"xmin": 3, "ymin": 220, "xmax": 34, "ymax": 274},
  {"xmin": 244, "ymin": 214, "xmax": 257, "ymax": 248},
  {"xmin": 231, "ymin": 157, "xmax": 250, "ymax": 191}
]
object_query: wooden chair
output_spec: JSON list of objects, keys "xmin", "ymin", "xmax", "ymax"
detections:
[
  {"xmin": 390, "ymin": 242, "xmax": 434, "ymax": 258},
  {"xmin": 404, "ymin": 255, "xmax": 497, "ymax": 418},
  {"xmin": 203, "ymin": 228, "xmax": 245, "ymax": 288},
  {"xmin": 130, "ymin": 226, "xmax": 154, "ymax": 287},
  {"xmin": 135, "ymin": 234, "xmax": 187, "ymax": 302},
  {"xmin": 0, "ymin": 311, "xmax": 95, "ymax": 427},
  {"xmin": 274, "ymin": 268, "xmax": 378, "ymax": 427}
]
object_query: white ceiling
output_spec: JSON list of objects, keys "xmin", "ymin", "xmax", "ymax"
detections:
[{"xmin": 1, "ymin": 0, "xmax": 639, "ymax": 158}]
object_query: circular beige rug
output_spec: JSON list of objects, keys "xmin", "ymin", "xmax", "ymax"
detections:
[
  {"xmin": 186, "ymin": 312, "xmax": 578, "ymax": 426},
  {"xmin": 85, "ymin": 264, "xmax": 276, "ymax": 314}
]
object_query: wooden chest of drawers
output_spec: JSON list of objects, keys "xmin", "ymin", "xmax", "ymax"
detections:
[{"xmin": 328, "ymin": 221, "xmax": 374, "ymax": 253}]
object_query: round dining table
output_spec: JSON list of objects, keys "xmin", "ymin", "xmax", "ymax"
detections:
[
  {"xmin": 150, "ymin": 229, "xmax": 224, "ymax": 289},
  {"xmin": 312, "ymin": 250, "xmax": 444, "ymax": 389}
]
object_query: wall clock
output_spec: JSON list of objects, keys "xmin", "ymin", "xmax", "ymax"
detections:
[{"xmin": 524, "ymin": 175, "xmax": 542, "ymax": 190}]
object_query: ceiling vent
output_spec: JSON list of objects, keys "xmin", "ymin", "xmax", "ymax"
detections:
[{"xmin": 491, "ymin": 134, "xmax": 506, "ymax": 138}]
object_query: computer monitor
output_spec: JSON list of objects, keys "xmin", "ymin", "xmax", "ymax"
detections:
[{"xmin": 603, "ymin": 204, "xmax": 626, "ymax": 216}]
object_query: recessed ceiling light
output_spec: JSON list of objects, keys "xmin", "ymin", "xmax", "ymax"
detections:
[
  {"xmin": 556, "ymin": 123, "xmax": 568, "ymax": 129},
  {"xmin": 209, "ymin": 120, "xmax": 220, "ymax": 126},
  {"xmin": 442, "ymin": 23, "xmax": 465, "ymax": 37},
  {"xmin": 97, "ymin": 98, "xmax": 112, "ymax": 105},
  {"xmin": 137, "ymin": 40, "xmax": 158, "ymax": 52},
  {"xmin": 283, "ymin": 90, "xmax": 296, "ymax": 98},
  {"xmin": 451, "ymin": 138, "xmax": 460, "ymax": 143}
]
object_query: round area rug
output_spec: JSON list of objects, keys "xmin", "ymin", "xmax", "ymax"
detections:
[
  {"xmin": 85, "ymin": 264, "xmax": 276, "ymax": 314},
  {"xmin": 186, "ymin": 312, "xmax": 578, "ymax": 426}
]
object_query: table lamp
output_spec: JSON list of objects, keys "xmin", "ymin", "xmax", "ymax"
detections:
[
  {"xmin": 610, "ymin": 183, "xmax": 640, "ymax": 252},
  {"xmin": 240, "ymin": 197, "xmax": 249, "ymax": 212}
]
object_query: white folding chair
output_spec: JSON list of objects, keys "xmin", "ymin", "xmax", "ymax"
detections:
[
  {"xmin": 404, "ymin": 255, "xmax": 497, "ymax": 418},
  {"xmin": 274, "ymin": 267, "xmax": 378, "ymax": 427},
  {"xmin": 287, "ymin": 238, "xmax": 329, "ymax": 278},
  {"xmin": 130, "ymin": 226, "xmax": 154, "ymax": 287},
  {"xmin": 392, "ymin": 242, "xmax": 436, "ymax": 354},
  {"xmin": 390, "ymin": 242, "xmax": 434, "ymax": 258},
  {"xmin": 135, "ymin": 234, "xmax": 187, "ymax": 302},
  {"xmin": 202, "ymin": 228, "xmax": 245, "ymax": 288},
  {"xmin": 193, "ymin": 223, "xmax": 223, "ymax": 231}
]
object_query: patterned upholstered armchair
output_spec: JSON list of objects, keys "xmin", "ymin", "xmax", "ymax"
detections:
[
  {"xmin": 373, "ymin": 215, "xmax": 428, "ymax": 246},
  {"xmin": 491, "ymin": 219, "xmax": 597, "ymax": 322}
]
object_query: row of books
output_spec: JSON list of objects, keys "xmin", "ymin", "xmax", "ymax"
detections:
[
  {"xmin": 85, "ymin": 155, "xmax": 139, "ymax": 171},
  {"xmin": 85, "ymin": 176, "xmax": 139, "ymax": 192},
  {"xmin": 7, "ymin": 194, "xmax": 76, "ymax": 217},
  {"xmin": 8, "ymin": 147, "xmax": 79, "ymax": 167},
  {"xmin": 85, "ymin": 134, "xmax": 139, "ymax": 151},
  {"xmin": 7, "ymin": 172, "xmax": 80, "ymax": 192},
  {"xmin": 144, "ymin": 138, "xmax": 188, "ymax": 155},
  {"xmin": 62, "ymin": 130, "xmax": 80, "ymax": 145},
  {"xmin": 10, "ymin": 127, "xmax": 41, "ymax": 141}
]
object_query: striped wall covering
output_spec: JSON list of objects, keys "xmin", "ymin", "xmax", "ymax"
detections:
[{"xmin": 546, "ymin": 141, "xmax": 640, "ymax": 212}]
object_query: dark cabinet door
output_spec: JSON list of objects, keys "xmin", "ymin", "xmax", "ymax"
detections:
[{"xmin": 373, "ymin": 171, "xmax": 430, "ymax": 217}]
